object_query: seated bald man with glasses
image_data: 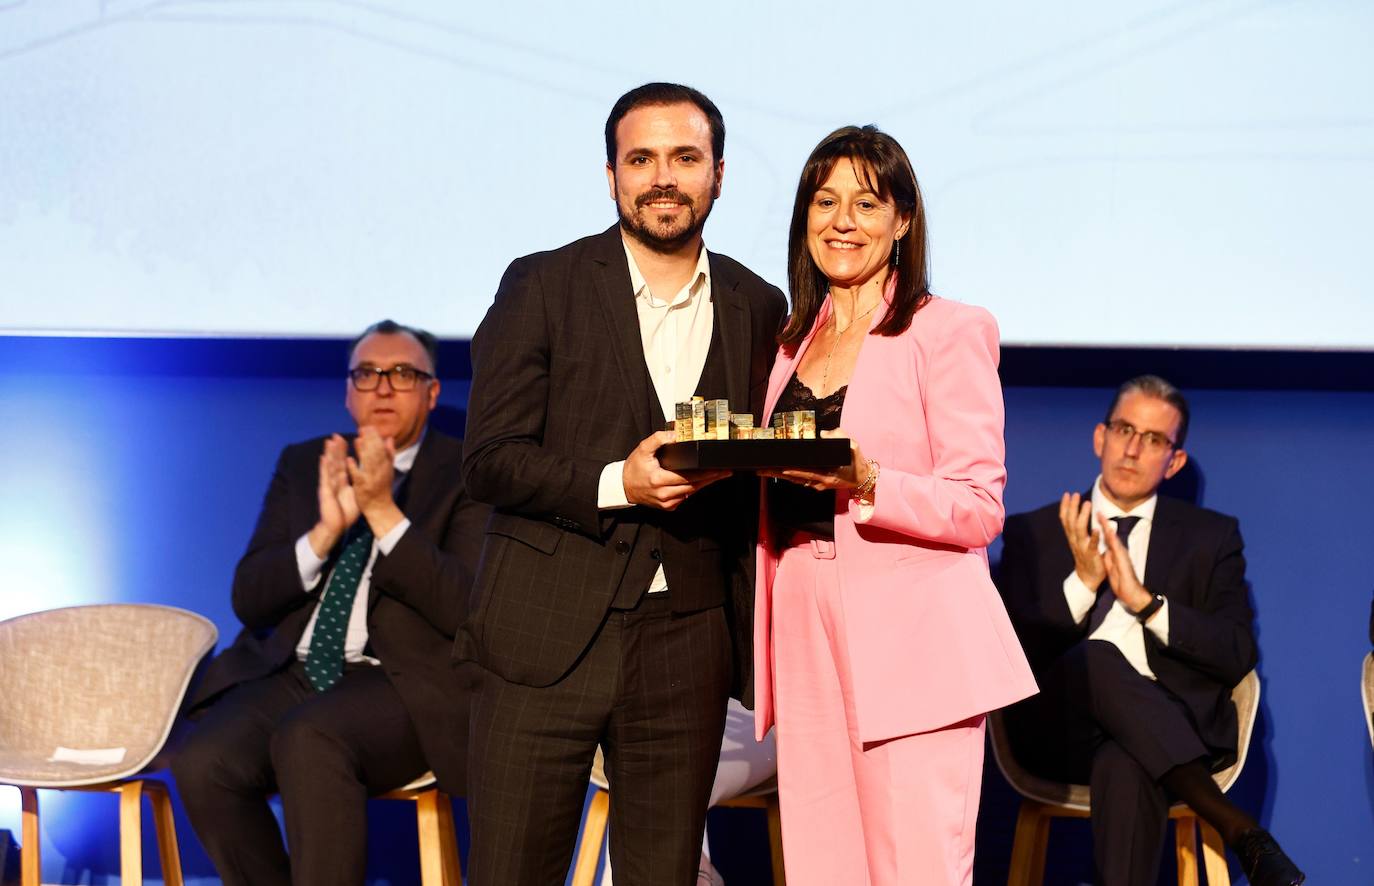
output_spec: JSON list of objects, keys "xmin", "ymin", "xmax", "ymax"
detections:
[
  {"xmin": 996, "ymin": 375, "xmax": 1303, "ymax": 886},
  {"xmin": 173, "ymin": 319, "xmax": 488, "ymax": 886}
]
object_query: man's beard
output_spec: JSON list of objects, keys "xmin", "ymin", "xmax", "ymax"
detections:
[{"xmin": 618, "ymin": 187, "xmax": 713, "ymax": 254}]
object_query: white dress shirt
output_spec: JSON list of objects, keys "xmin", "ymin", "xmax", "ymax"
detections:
[
  {"xmin": 596, "ymin": 238, "xmax": 714, "ymax": 594},
  {"xmin": 1062, "ymin": 475, "xmax": 1171, "ymax": 679},
  {"xmin": 293, "ymin": 438, "xmax": 419, "ymax": 664}
]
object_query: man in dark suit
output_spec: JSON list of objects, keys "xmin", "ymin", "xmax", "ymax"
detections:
[
  {"xmin": 173, "ymin": 320, "xmax": 488, "ymax": 886},
  {"xmin": 458, "ymin": 82, "xmax": 786, "ymax": 886},
  {"xmin": 997, "ymin": 375, "xmax": 1303, "ymax": 886}
]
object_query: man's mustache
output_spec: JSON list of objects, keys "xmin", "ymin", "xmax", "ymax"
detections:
[{"xmin": 636, "ymin": 189, "xmax": 693, "ymax": 208}]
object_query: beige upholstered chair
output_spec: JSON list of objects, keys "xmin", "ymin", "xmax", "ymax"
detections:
[
  {"xmin": 0, "ymin": 603, "xmax": 217, "ymax": 886},
  {"xmin": 1362, "ymin": 652, "xmax": 1374, "ymax": 749},
  {"xmin": 989, "ymin": 669, "xmax": 1260, "ymax": 886},
  {"xmin": 570, "ymin": 746, "xmax": 785, "ymax": 886},
  {"xmin": 376, "ymin": 770, "xmax": 463, "ymax": 886}
]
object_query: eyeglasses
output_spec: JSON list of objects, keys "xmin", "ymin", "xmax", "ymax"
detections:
[
  {"xmin": 1105, "ymin": 420, "xmax": 1176, "ymax": 453},
  {"xmin": 348, "ymin": 365, "xmax": 433, "ymax": 392}
]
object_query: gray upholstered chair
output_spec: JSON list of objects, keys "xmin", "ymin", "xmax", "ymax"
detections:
[
  {"xmin": 570, "ymin": 746, "xmax": 785, "ymax": 886},
  {"xmin": 989, "ymin": 669, "xmax": 1260, "ymax": 886},
  {"xmin": 1362, "ymin": 652, "xmax": 1374, "ymax": 749},
  {"xmin": 0, "ymin": 603, "xmax": 216, "ymax": 886}
]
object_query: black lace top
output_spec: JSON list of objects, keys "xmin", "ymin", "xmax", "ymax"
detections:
[{"xmin": 766, "ymin": 373, "xmax": 847, "ymax": 540}]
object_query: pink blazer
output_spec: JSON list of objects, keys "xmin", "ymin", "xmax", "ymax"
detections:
[{"xmin": 754, "ymin": 295, "xmax": 1037, "ymax": 743}]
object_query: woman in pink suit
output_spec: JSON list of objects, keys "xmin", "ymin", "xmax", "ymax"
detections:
[{"xmin": 754, "ymin": 125, "xmax": 1037, "ymax": 886}]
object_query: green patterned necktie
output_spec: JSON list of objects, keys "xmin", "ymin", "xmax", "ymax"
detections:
[{"xmin": 303, "ymin": 525, "xmax": 374, "ymax": 692}]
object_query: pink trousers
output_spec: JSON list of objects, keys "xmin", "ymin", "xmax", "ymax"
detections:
[{"xmin": 771, "ymin": 537, "xmax": 986, "ymax": 886}]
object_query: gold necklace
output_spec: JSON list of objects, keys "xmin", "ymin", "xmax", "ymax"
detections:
[{"xmin": 820, "ymin": 299, "xmax": 880, "ymax": 396}]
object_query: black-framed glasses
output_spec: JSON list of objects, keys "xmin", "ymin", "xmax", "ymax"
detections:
[
  {"xmin": 1105, "ymin": 420, "xmax": 1176, "ymax": 453},
  {"xmin": 348, "ymin": 365, "xmax": 433, "ymax": 392}
]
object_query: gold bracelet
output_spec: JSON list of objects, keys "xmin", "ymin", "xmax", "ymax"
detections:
[{"xmin": 851, "ymin": 458, "xmax": 880, "ymax": 502}]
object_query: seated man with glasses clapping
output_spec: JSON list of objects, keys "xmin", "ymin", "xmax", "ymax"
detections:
[
  {"xmin": 995, "ymin": 375, "xmax": 1304, "ymax": 886},
  {"xmin": 173, "ymin": 319, "xmax": 488, "ymax": 886}
]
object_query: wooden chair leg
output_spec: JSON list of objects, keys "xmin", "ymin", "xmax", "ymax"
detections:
[
  {"xmin": 119, "ymin": 781, "xmax": 146, "ymax": 884},
  {"xmin": 765, "ymin": 793, "xmax": 786, "ymax": 886},
  {"xmin": 414, "ymin": 788, "xmax": 445, "ymax": 886},
  {"xmin": 570, "ymin": 788, "xmax": 610, "ymax": 886},
  {"xmin": 1174, "ymin": 814, "xmax": 1199, "ymax": 886},
  {"xmin": 146, "ymin": 781, "xmax": 185, "ymax": 886},
  {"xmin": 433, "ymin": 791, "xmax": 462, "ymax": 886},
  {"xmin": 1007, "ymin": 801, "xmax": 1048, "ymax": 886},
  {"xmin": 1198, "ymin": 819, "xmax": 1231, "ymax": 886},
  {"xmin": 19, "ymin": 787, "xmax": 40, "ymax": 886},
  {"xmin": 1029, "ymin": 811, "xmax": 1051, "ymax": 885}
]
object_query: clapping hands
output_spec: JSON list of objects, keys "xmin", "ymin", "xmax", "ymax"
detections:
[
  {"xmin": 1058, "ymin": 493, "xmax": 1105, "ymax": 588},
  {"xmin": 307, "ymin": 429, "xmax": 405, "ymax": 557},
  {"xmin": 1056, "ymin": 492, "xmax": 1153, "ymax": 611}
]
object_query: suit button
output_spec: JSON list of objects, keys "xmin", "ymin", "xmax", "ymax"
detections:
[
  {"xmin": 650, "ymin": 548, "xmax": 662, "ymax": 561},
  {"xmin": 615, "ymin": 541, "xmax": 630, "ymax": 555}
]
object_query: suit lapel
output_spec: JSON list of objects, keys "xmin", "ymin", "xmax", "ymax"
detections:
[
  {"xmin": 398, "ymin": 433, "xmax": 443, "ymax": 531},
  {"xmin": 1144, "ymin": 496, "xmax": 1182, "ymax": 594},
  {"xmin": 709, "ymin": 252, "xmax": 751, "ymax": 410},
  {"xmin": 590, "ymin": 226, "xmax": 656, "ymax": 436},
  {"xmin": 763, "ymin": 299, "xmax": 829, "ymax": 420},
  {"xmin": 365, "ymin": 433, "xmax": 447, "ymax": 615}
]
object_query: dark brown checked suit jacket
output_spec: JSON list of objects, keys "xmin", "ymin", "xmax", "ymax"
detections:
[
  {"xmin": 458, "ymin": 225, "xmax": 786, "ymax": 705},
  {"xmin": 190, "ymin": 430, "xmax": 490, "ymax": 794}
]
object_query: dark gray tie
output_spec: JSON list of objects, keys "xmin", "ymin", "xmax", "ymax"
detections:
[{"xmin": 1086, "ymin": 515, "xmax": 1142, "ymax": 632}]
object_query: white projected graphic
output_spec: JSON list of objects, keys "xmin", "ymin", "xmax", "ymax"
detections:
[{"xmin": 1, "ymin": 0, "xmax": 1371, "ymax": 348}]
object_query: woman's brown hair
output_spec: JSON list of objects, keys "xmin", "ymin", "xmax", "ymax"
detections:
[{"xmin": 779, "ymin": 125, "xmax": 931, "ymax": 346}]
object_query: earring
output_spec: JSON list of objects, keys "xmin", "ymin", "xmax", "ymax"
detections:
[{"xmin": 892, "ymin": 238, "xmax": 901, "ymax": 266}]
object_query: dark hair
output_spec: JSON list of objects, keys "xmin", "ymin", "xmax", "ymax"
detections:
[
  {"xmin": 779, "ymin": 125, "xmax": 931, "ymax": 345},
  {"xmin": 349, "ymin": 319, "xmax": 439, "ymax": 375},
  {"xmin": 604, "ymin": 82, "xmax": 725, "ymax": 166},
  {"xmin": 1106, "ymin": 374, "xmax": 1190, "ymax": 447}
]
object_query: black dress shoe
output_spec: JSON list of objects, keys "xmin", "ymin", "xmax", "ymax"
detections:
[{"xmin": 1237, "ymin": 828, "xmax": 1305, "ymax": 886}]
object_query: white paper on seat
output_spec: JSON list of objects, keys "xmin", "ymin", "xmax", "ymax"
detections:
[{"xmin": 48, "ymin": 746, "xmax": 127, "ymax": 765}]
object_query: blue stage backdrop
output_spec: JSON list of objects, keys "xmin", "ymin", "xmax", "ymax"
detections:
[{"xmin": 1, "ymin": 335, "xmax": 1371, "ymax": 884}]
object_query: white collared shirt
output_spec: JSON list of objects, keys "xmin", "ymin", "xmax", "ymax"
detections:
[
  {"xmin": 293, "ymin": 438, "xmax": 419, "ymax": 664},
  {"xmin": 1062, "ymin": 475, "xmax": 1171, "ymax": 679},
  {"xmin": 596, "ymin": 237, "xmax": 714, "ymax": 594}
]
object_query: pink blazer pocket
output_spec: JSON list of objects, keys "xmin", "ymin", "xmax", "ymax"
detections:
[{"xmin": 844, "ymin": 553, "xmax": 1037, "ymax": 743}]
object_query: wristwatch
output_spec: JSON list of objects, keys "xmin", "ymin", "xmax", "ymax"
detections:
[{"xmin": 1133, "ymin": 593, "xmax": 1165, "ymax": 624}]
